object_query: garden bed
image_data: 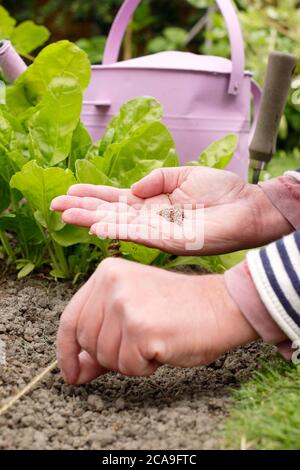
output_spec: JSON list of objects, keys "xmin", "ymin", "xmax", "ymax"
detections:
[{"xmin": 0, "ymin": 266, "xmax": 276, "ymax": 450}]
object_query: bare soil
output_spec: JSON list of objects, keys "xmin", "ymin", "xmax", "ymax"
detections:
[{"xmin": 0, "ymin": 269, "xmax": 277, "ymax": 450}]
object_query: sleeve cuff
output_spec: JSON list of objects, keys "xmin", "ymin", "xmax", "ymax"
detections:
[
  {"xmin": 259, "ymin": 176, "xmax": 300, "ymax": 231},
  {"xmin": 225, "ymin": 261, "xmax": 290, "ymax": 352}
]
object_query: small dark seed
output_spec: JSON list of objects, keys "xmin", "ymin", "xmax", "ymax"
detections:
[{"xmin": 158, "ymin": 207, "xmax": 184, "ymax": 226}]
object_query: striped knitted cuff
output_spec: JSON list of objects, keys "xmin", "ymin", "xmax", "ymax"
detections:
[
  {"xmin": 247, "ymin": 232, "xmax": 300, "ymax": 343},
  {"xmin": 284, "ymin": 169, "xmax": 300, "ymax": 182}
]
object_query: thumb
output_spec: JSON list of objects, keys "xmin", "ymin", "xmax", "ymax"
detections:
[{"xmin": 131, "ymin": 168, "xmax": 182, "ymax": 199}]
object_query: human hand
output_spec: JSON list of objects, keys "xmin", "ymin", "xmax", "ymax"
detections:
[
  {"xmin": 57, "ymin": 258, "xmax": 258, "ymax": 384},
  {"xmin": 51, "ymin": 167, "xmax": 292, "ymax": 255}
]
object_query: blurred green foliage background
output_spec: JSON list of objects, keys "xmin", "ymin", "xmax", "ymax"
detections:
[{"xmin": 1, "ymin": 0, "xmax": 300, "ymax": 172}]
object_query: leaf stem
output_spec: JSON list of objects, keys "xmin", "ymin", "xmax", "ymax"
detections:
[
  {"xmin": 47, "ymin": 243, "xmax": 60, "ymax": 273},
  {"xmin": 52, "ymin": 239, "xmax": 69, "ymax": 278},
  {"xmin": 13, "ymin": 196, "xmax": 30, "ymax": 260},
  {"xmin": 10, "ymin": 188, "xmax": 19, "ymax": 212},
  {"xmin": 0, "ymin": 230, "xmax": 15, "ymax": 260},
  {"xmin": 21, "ymin": 53, "xmax": 35, "ymax": 62}
]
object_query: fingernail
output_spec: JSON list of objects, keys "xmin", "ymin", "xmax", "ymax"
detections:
[{"xmin": 96, "ymin": 234, "xmax": 107, "ymax": 240}]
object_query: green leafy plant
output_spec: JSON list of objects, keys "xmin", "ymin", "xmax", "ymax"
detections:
[
  {"xmin": 0, "ymin": 40, "xmax": 237, "ymax": 281},
  {"xmin": 196, "ymin": 0, "xmax": 300, "ymax": 155},
  {"xmin": 185, "ymin": 0, "xmax": 213, "ymax": 8},
  {"xmin": 0, "ymin": 5, "xmax": 50, "ymax": 59},
  {"xmin": 147, "ymin": 27, "xmax": 188, "ymax": 54},
  {"xmin": 76, "ymin": 36, "xmax": 106, "ymax": 64},
  {"xmin": 188, "ymin": 134, "xmax": 238, "ymax": 169}
]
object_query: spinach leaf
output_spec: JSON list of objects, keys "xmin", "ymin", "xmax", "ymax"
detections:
[
  {"xmin": 102, "ymin": 122, "xmax": 178, "ymax": 185},
  {"xmin": 6, "ymin": 40, "xmax": 91, "ymax": 114},
  {"xmin": 68, "ymin": 122, "xmax": 92, "ymax": 173},
  {"xmin": 10, "ymin": 160, "xmax": 76, "ymax": 232},
  {"xmin": 98, "ymin": 97, "xmax": 163, "ymax": 156},
  {"xmin": 163, "ymin": 255, "xmax": 225, "ymax": 273},
  {"xmin": 0, "ymin": 176, "xmax": 10, "ymax": 213},
  {"xmin": 0, "ymin": 6, "xmax": 49, "ymax": 56},
  {"xmin": 10, "ymin": 21, "xmax": 50, "ymax": 56},
  {"xmin": 28, "ymin": 76, "xmax": 82, "ymax": 166},
  {"xmin": 0, "ymin": 6, "xmax": 16, "ymax": 38},
  {"xmin": 189, "ymin": 134, "xmax": 238, "ymax": 169},
  {"xmin": 75, "ymin": 158, "xmax": 114, "ymax": 186},
  {"xmin": 120, "ymin": 242, "xmax": 161, "ymax": 265}
]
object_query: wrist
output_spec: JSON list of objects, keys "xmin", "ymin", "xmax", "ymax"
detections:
[
  {"xmin": 225, "ymin": 261, "xmax": 288, "ymax": 345},
  {"xmin": 209, "ymin": 275, "xmax": 259, "ymax": 356},
  {"xmin": 248, "ymin": 183, "xmax": 293, "ymax": 246}
]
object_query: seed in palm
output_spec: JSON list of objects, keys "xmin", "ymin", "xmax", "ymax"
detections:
[{"xmin": 158, "ymin": 207, "xmax": 184, "ymax": 226}]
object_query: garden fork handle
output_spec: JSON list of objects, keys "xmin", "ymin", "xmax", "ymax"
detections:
[{"xmin": 250, "ymin": 52, "xmax": 297, "ymax": 184}]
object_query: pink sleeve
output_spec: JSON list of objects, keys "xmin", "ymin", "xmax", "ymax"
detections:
[
  {"xmin": 259, "ymin": 175, "xmax": 300, "ymax": 230},
  {"xmin": 224, "ymin": 261, "xmax": 292, "ymax": 360},
  {"xmin": 224, "ymin": 174, "xmax": 300, "ymax": 360}
]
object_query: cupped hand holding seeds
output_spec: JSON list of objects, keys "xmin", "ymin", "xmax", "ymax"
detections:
[
  {"xmin": 57, "ymin": 258, "xmax": 258, "ymax": 384},
  {"xmin": 51, "ymin": 167, "xmax": 292, "ymax": 255}
]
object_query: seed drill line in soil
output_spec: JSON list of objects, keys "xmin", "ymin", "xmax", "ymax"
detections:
[{"xmin": 0, "ymin": 360, "xmax": 58, "ymax": 416}]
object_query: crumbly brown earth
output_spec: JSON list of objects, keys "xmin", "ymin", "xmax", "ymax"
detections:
[{"xmin": 0, "ymin": 266, "xmax": 277, "ymax": 450}]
